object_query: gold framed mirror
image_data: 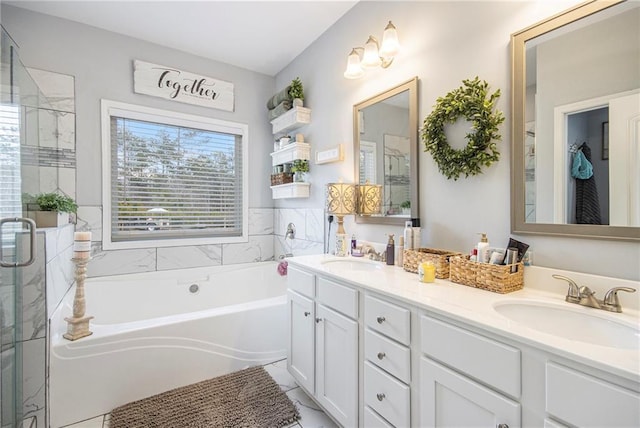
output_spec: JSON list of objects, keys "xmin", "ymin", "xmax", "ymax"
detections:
[
  {"xmin": 511, "ymin": 0, "xmax": 640, "ymax": 240},
  {"xmin": 354, "ymin": 77, "xmax": 419, "ymax": 225}
]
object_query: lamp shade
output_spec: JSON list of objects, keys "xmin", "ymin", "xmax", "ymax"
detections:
[
  {"xmin": 361, "ymin": 36, "xmax": 382, "ymax": 69},
  {"xmin": 343, "ymin": 48, "xmax": 364, "ymax": 79},
  {"xmin": 379, "ymin": 21, "xmax": 399, "ymax": 58},
  {"xmin": 358, "ymin": 183, "xmax": 382, "ymax": 215},
  {"xmin": 326, "ymin": 183, "xmax": 357, "ymax": 216}
]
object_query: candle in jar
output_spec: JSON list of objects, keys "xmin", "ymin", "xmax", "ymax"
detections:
[{"xmin": 73, "ymin": 231, "xmax": 92, "ymax": 259}]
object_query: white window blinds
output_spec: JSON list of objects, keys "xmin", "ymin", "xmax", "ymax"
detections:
[{"xmin": 102, "ymin": 100, "xmax": 248, "ymax": 248}]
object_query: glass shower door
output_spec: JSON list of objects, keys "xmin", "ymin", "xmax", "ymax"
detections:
[{"xmin": 0, "ymin": 27, "xmax": 45, "ymax": 428}]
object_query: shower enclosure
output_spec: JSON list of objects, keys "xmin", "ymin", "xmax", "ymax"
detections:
[{"xmin": 1, "ymin": 27, "xmax": 54, "ymax": 428}]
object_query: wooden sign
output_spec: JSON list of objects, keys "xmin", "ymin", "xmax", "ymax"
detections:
[{"xmin": 134, "ymin": 60, "xmax": 234, "ymax": 111}]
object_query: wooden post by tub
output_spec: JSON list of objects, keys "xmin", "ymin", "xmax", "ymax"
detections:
[{"xmin": 64, "ymin": 232, "xmax": 94, "ymax": 341}]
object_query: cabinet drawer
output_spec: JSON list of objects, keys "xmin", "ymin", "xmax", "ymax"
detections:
[
  {"xmin": 317, "ymin": 276, "xmax": 358, "ymax": 318},
  {"xmin": 420, "ymin": 315, "xmax": 521, "ymax": 398},
  {"xmin": 287, "ymin": 266, "xmax": 315, "ymax": 298},
  {"xmin": 365, "ymin": 329, "xmax": 411, "ymax": 384},
  {"xmin": 364, "ymin": 406, "xmax": 394, "ymax": 428},
  {"xmin": 364, "ymin": 361, "xmax": 410, "ymax": 428},
  {"xmin": 546, "ymin": 362, "xmax": 640, "ymax": 427},
  {"xmin": 365, "ymin": 294, "xmax": 411, "ymax": 346}
]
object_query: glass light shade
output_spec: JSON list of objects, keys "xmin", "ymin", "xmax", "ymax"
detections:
[
  {"xmin": 361, "ymin": 36, "xmax": 382, "ymax": 69},
  {"xmin": 358, "ymin": 184, "xmax": 382, "ymax": 215},
  {"xmin": 379, "ymin": 21, "xmax": 399, "ymax": 58},
  {"xmin": 343, "ymin": 49, "xmax": 364, "ymax": 79},
  {"xmin": 326, "ymin": 183, "xmax": 357, "ymax": 216}
]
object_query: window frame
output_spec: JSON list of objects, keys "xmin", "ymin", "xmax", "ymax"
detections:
[{"xmin": 101, "ymin": 99, "xmax": 249, "ymax": 250}]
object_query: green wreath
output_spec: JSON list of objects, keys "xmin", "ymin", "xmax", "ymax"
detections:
[{"xmin": 421, "ymin": 77, "xmax": 505, "ymax": 180}]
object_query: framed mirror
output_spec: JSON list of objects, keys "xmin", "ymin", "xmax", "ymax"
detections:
[
  {"xmin": 511, "ymin": 0, "xmax": 640, "ymax": 240},
  {"xmin": 354, "ymin": 77, "xmax": 418, "ymax": 225}
]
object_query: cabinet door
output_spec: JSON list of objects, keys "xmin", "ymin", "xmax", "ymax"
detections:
[
  {"xmin": 287, "ymin": 290, "xmax": 315, "ymax": 393},
  {"xmin": 316, "ymin": 304, "xmax": 358, "ymax": 427},
  {"xmin": 420, "ymin": 357, "xmax": 521, "ymax": 428}
]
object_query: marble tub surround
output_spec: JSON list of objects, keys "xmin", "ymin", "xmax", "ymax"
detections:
[
  {"xmin": 287, "ymin": 254, "xmax": 640, "ymax": 382},
  {"xmin": 274, "ymin": 208, "xmax": 324, "ymax": 259}
]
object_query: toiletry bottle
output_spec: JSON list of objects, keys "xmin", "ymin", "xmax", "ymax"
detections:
[
  {"xmin": 412, "ymin": 218, "xmax": 421, "ymax": 249},
  {"xmin": 469, "ymin": 248, "xmax": 478, "ymax": 262},
  {"xmin": 351, "ymin": 234, "xmax": 357, "ymax": 254},
  {"xmin": 386, "ymin": 234, "xmax": 395, "ymax": 266},
  {"xmin": 396, "ymin": 236, "xmax": 404, "ymax": 267},
  {"xmin": 477, "ymin": 233, "xmax": 490, "ymax": 263},
  {"xmin": 403, "ymin": 221, "xmax": 413, "ymax": 251}
]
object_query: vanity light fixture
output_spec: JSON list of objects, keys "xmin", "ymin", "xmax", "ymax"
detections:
[{"xmin": 344, "ymin": 21, "xmax": 400, "ymax": 79}]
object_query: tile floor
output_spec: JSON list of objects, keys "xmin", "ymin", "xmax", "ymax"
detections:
[{"xmin": 60, "ymin": 359, "xmax": 338, "ymax": 428}]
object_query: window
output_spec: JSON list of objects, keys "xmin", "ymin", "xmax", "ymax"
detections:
[{"xmin": 101, "ymin": 100, "xmax": 248, "ymax": 249}]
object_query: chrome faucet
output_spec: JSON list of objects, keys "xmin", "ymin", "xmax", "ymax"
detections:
[{"xmin": 553, "ymin": 274, "xmax": 636, "ymax": 313}]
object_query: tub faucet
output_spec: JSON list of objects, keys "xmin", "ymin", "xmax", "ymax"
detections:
[{"xmin": 285, "ymin": 223, "xmax": 296, "ymax": 240}]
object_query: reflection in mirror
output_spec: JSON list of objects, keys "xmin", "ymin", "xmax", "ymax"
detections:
[
  {"xmin": 512, "ymin": 0, "xmax": 640, "ymax": 240},
  {"xmin": 354, "ymin": 77, "xmax": 418, "ymax": 225}
]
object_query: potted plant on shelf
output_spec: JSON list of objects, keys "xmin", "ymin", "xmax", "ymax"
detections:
[
  {"xmin": 289, "ymin": 77, "xmax": 304, "ymax": 107},
  {"xmin": 291, "ymin": 159, "xmax": 310, "ymax": 183},
  {"xmin": 400, "ymin": 200, "xmax": 411, "ymax": 215},
  {"xmin": 32, "ymin": 192, "xmax": 77, "ymax": 227}
]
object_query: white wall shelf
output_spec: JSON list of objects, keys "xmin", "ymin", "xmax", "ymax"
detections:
[
  {"xmin": 271, "ymin": 182, "xmax": 311, "ymax": 199},
  {"xmin": 271, "ymin": 142, "xmax": 311, "ymax": 166},
  {"xmin": 271, "ymin": 106, "xmax": 311, "ymax": 134}
]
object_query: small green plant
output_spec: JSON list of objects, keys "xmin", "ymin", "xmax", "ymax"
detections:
[
  {"xmin": 35, "ymin": 192, "xmax": 78, "ymax": 213},
  {"xmin": 400, "ymin": 200, "xmax": 411, "ymax": 209},
  {"xmin": 289, "ymin": 77, "xmax": 304, "ymax": 100},
  {"xmin": 291, "ymin": 159, "xmax": 309, "ymax": 173}
]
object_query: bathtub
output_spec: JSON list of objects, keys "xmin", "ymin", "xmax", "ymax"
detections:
[{"xmin": 49, "ymin": 261, "xmax": 287, "ymax": 428}]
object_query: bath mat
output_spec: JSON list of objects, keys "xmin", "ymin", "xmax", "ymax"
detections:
[{"xmin": 109, "ymin": 366, "xmax": 300, "ymax": 428}]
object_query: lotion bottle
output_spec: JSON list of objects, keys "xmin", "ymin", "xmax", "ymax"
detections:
[
  {"xmin": 412, "ymin": 218, "xmax": 421, "ymax": 249},
  {"xmin": 403, "ymin": 221, "xmax": 413, "ymax": 251},
  {"xmin": 477, "ymin": 233, "xmax": 490, "ymax": 263},
  {"xmin": 386, "ymin": 234, "xmax": 395, "ymax": 265},
  {"xmin": 396, "ymin": 236, "xmax": 404, "ymax": 267}
]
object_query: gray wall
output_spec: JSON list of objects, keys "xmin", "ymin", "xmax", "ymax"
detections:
[{"xmin": 273, "ymin": 0, "xmax": 639, "ymax": 280}]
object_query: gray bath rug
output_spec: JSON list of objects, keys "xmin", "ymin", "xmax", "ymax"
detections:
[{"xmin": 109, "ymin": 366, "xmax": 300, "ymax": 428}]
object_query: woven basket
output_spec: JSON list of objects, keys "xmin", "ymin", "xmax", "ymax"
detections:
[
  {"xmin": 403, "ymin": 248, "xmax": 463, "ymax": 279},
  {"xmin": 270, "ymin": 173, "xmax": 294, "ymax": 186},
  {"xmin": 449, "ymin": 256, "xmax": 524, "ymax": 294}
]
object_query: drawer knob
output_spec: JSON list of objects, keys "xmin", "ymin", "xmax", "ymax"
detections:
[
  {"xmin": 497, "ymin": 425, "xmax": 509, "ymax": 428},
  {"xmin": 304, "ymin": 311, "xmax": 311, "ymax": 317},
  {"xmin": 377, "ymin": 352, "xmax": 386, "ymax": 360},
  {"xmin": 315, "ymin": 318, "xmax": 322, "ymax": 323},
  {"xmin": 376, "ymin": 393, "xmax": 386, "ymax": 402},
  {"xmin": 376, "ymin": 316, "xmax": 386, "ymax": 324}
]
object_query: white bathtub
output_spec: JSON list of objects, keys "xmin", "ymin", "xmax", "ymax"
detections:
[{"xmin": 49, "ymin": 261, "xmax": 287, "ymax": 428}]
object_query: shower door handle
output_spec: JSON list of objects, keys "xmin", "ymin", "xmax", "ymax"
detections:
[{"xmin": 0, "ymin": 217, "xmax": 37, "ymax": 267}]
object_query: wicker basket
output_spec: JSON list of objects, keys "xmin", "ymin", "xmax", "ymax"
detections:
[
  {"xmin": 449, "ymin": 256, "xmax": 524, "ymax": 294},
  {"xmin": 403, "ymin": 248, "xmax": 463, "ymax": 279},
  {"xmin": 270, "ymin": 173, "xmax": 294, "ymax": 186}
]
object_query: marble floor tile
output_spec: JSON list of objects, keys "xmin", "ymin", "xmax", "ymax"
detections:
[
  {"xmin": 60, "ymin": 415, "xmax": 105, "ymax": 428},
  {"xmin": 286, "ymin": 387, "xmax": 338, "ymax": 428},
  {"xmin": 264, "ymin": 358, "xmax": 298, "ymax": 392}
]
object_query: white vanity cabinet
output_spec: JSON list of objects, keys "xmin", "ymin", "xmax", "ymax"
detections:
[
  {"xmin": 286, "ymin": 266, "xmax": 359, "ymax": 427},
  {"xmin": 419, "ymin": 314, "xmax": 521, "ymax": 428}
]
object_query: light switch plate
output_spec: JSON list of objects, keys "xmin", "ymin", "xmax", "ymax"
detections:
[{"xmin": 315, "ymin": 145, "xmax": 344, "ymax": 164}]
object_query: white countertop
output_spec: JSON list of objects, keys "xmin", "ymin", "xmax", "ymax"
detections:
[{"xmin": 286, "ymin": 254, "xmax": 640, "ymax": 384}]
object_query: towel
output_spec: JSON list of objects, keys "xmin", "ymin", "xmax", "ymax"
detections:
[
  {"xmin": 571, "ymin": 149, "xmax": 593, "ymax": 179},
  {"xmin": 268, "ymin": 100, "xmax": 292, "ymax": 120},
  {"xmin": 267, "ymin": 86, "xmax": 292, "ymax": 110},
  {"xmin": 575, "ymin": 143, "xmax": 602, "ymax": 224}
]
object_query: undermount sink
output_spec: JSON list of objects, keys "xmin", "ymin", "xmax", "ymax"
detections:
[
  {"xmin": 321, "ymin": 258, "xmax": 383, "ymax": 272},
  {"xmin": 493, "ymin": 300, "xmax": 640, "ymax": 349}
]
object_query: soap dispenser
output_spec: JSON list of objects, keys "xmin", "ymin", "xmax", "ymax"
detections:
[{"xmin": 386, "ymin": 234, "xmax": 395, "ymax": 266}]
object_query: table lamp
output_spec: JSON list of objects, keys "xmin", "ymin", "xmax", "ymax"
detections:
[
  {"xmin": 326, "ymin": 182, "xmax": 357, "ymax": 256},
  {"xmin": 358, "ymin": 182, "xmax": 382, "ymax": 215}
]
